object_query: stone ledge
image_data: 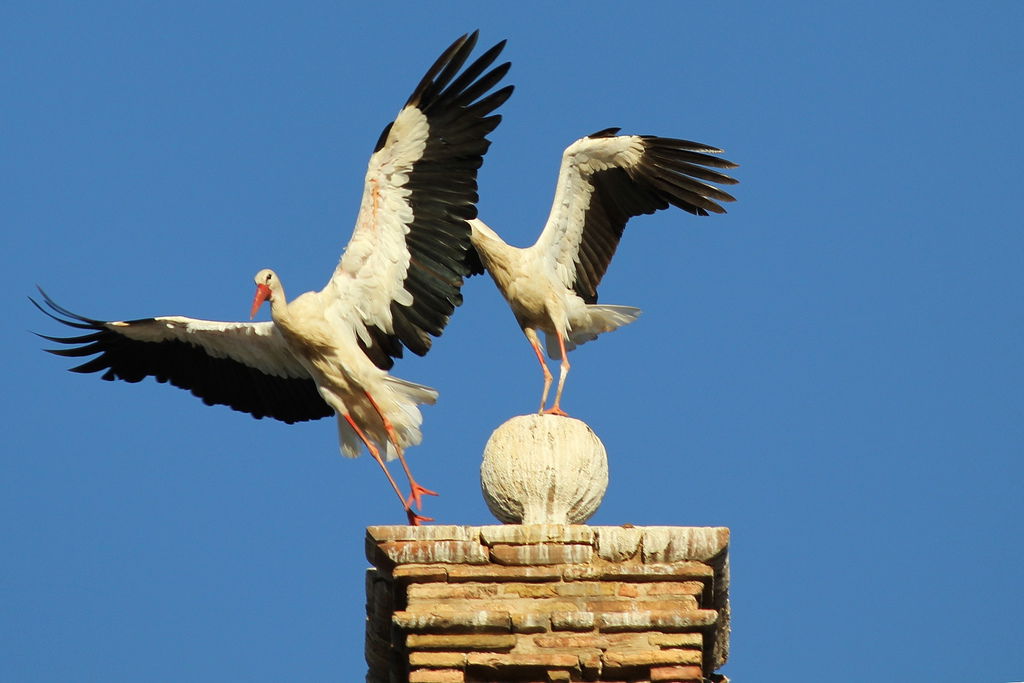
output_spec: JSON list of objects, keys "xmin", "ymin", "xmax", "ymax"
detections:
[
  {"xmin": 479, "ymin": 524, "xmax": 596, "ymax": 546},
  {"xmin": 490, "ymin": 543, "xmax": 594, "ymax": 566},
  {"xmin": 367, "ymin": 525, "xmax": 728, "ymax": 562},
  {"xmin": 369, "ymin": 539, "xmax": 490, "ymax": 567}
]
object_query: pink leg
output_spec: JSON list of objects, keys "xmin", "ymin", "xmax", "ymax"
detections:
[
  {"xmin": 343, "ymin": 413, "xmax": 431, "ymax": 526},
  {"xmin": 364, "ymin": 390, "xmax": 438, "ymax": 516},
  {"xmin": 524, "ymin": 328, "xmax": 553, "ymax": 413},
  {"xmin": 542, "ymin": 330, "xmax": 570, "ymax": 417}
]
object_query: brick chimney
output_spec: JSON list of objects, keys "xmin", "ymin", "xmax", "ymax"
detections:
[{"xmin": 365, "ymin": 524, "xmax": 729, "ymax": 682}]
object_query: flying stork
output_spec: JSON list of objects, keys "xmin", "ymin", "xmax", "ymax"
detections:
[
  {"xmin": 468, "ymin": 128, "xmax": 738, "ymax": 416},
  {"xmin": 34, "ymin": 32, "xmax": 513, "ymax": 525}
]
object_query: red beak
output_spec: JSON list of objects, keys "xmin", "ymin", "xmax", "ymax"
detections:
[{"xmin": 250, "ymin": 284, "xmax": 272, "ymax": 320}]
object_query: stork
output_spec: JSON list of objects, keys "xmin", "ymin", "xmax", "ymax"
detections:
[
  {"xmin": 35, "ymin": 32, "xmax": 513, "ymax": 525},
  {"xmin": 468, "ymin": 128, "xmax": 738, "ymax": 416}
]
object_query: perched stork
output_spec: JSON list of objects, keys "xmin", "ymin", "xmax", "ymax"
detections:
[
  {"xmin": 34, "ymin": 32, "xmax": 513, "ymax": 525},
  {"xmin": 468, "ymin": 128, "xmax": 738, "ymax": 416}
]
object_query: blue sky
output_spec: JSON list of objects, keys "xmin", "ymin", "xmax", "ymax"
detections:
[{"xmin": 3, "ymin": 2, "xmax": 1022, "ymax": 681}]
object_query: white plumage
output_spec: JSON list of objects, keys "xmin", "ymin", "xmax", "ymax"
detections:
[
  {"xmin": 36, "ymin": 32, "xmax": 513, "ymax": 525},
  {"xmin": 469, "ymin": 128, "xmax": 738, "ymax": 415}
]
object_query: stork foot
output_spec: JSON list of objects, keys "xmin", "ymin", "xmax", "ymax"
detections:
[
  {"xmin": 406, "ymin": 482, "xmax": 439, "ymax": 511},
  {"xmin": 541, "ymin": 406, "xmax": 569, "ymax": 417},
  {"xmin": 406, "ymin": 508, "xmax": 434, "ymax": 526}
]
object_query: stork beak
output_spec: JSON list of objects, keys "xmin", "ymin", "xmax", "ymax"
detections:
[{"xmin": 250, "ymin": 284, "xmax": 272, "ymax": 320}]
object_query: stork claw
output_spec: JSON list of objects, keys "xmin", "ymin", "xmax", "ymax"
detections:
[
  {"xmin": 406, "ymin": 482, "xmax": 440, "ymax": 511},
  {"xmin": 541, "ymin": 406, "xmax": 569, "ymax": 417},
  {"xmin": 406, "ymin": 508, "xmax": 434, "ymax": 526}
]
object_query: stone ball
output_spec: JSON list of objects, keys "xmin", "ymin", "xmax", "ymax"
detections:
[{"xmin": 480, "ymin": 414, "xmax": 609, "ymax": 524}]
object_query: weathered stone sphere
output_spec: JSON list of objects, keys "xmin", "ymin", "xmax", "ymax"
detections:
[{"xmin": 480, "ymin": 414, "xmax": 609, "ymax": 524}]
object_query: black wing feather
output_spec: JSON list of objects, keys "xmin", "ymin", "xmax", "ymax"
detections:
[
  {"xmin": 32, "ymin": 292, "xmax": 333, "ymax": 424},
  {"xmin": 571, "ymin": 134, "xmax": 738, "ymax": 303},
  {"xmin": 362, "ymin": 32, "xmax": 513, "ymax": 367}
]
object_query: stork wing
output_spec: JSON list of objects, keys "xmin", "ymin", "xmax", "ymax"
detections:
[
  {"xmin": 322, "ymin": 31, "xmax": 513, "ymax": 370},
  {"xmin": 33, "ymin": 291, "xmax": 332, "ymax": 424},
  {"xmin": 535, "ymin": 129, "xmax": 739, "ymax": 304}
]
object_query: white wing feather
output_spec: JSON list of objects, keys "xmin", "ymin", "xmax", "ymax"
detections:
[
  {"xmin": 110, "ymin": 317, "xmax": 310, "ymax": 379},
  {"xmin": 321, "ymin": 106, "xmax": 430, "ymax": 348},
  {"xmin": 534, "ymin": 135, "xmax": 645, "ymax": 290}
]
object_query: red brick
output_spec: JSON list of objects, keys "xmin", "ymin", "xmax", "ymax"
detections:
[
  {"xmin": 466, "ymin": 652, "xmax": 579, "ymax": 668},
  {"xmin": 408, "ymin": 583, "xmax": 500, "ymax": 601},
  {"xmin": 550, "ymin": 610, "xmax": 595, "ymax": 630},
  {"xmin": 597, "ymin": 609, "xmax": 718, "ymax": 632},
  {"xmin": 616, "ymin": 583, "xmax": 640, "ymax": 597},
  {"xmin": 586, "ymin": 596, "xmax": 699, "ymax": 613},
  {"xmin": 490, "ymin": 543, "xmax": 593, "ymax": 565},
  {"xmin": 511, "ymin": 612, "xmax": 550, "ymax": 633},
  {"xmin": 563, "ymin": 561, "xmax": 714, "ymax": 582},
  {"xmin": 446, "ymin": 564, "xmax": 563, "ymax": 582},
  {"xmin": 367, "ymin": 525, "xmax": 479, "ymax": 542},
  {"xmin": 650, "ymin": 664, "xmax": 705, "ymax": 681},
  {"xmin": 407, "ymin": 634, "xmax": 516, "ymax": 651},
  {"xmin": 533, "ymin": 634, "xmax": 612, "ymax": 649},
  {"xmin": 649, "ymin": 633, "xmax": 703, "ymax": 649},
  {"xmin": 393, "ymin": 610, "xmax": 511, "ymax": 632},
  {"xmin": 640, "ymin": 527, "xmax": 729, "ymax": 563},
  {"xmin": 391, "ymin": 564, "xmax": 449, "ymax": 582},
  {"xmin": 641, "ymin": 581, "xmax": 706, "ymax": 596},
  {"xmin": 376, "ymin": 540, "xmax": 488, "ymax": 566},
  {"xmin": 498, "ymin": 583, "xmax": 560, "ymax": 598},
  {"xmin": 409, "ymin": 652, "xmax": 468, "ymax": 668},
  {"xmin": 479, "ymin": 524, "xmax": 594, "ymax": 545},
  {"xmin": 409, "ymin": 669, "xmax": 464, "ymax": 682},
  {"xmin": 603, "ymin": 649, "xmax": 702, "ymax": 667},
  {"xmin": 553, "ymin": 581, "xmax": 618, "ymax": 597}
]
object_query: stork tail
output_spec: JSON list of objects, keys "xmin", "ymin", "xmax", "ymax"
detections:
[{"xmin": 545, "ymin": 304, "xmax": 642, "ymax": 358}]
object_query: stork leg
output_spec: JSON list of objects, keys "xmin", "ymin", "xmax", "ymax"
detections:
[
  {"xmin": 543, "ymin": 331, "xmax": 570, "ymax": 417},
  {"xmin": 364, "ymin": 390, "xmax": 438, "ymax": 514},
  {"xmin": 525, "ymin": 328, "xmax": 554, "ymax": 413},
  {"xmin": 343, "ymin": 412, "xmax": 431, "ymax": 526}
]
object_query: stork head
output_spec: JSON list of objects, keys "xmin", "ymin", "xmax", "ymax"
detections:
[{"xmin": 250, "ymin": 268, "xmax": 277, "ymax": 319}]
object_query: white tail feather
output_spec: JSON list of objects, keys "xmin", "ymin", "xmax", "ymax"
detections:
[
  {"xmin": 337, "ymin": 416, "xmax": 363, "ymax": 459},
  {"xmin": 384, "ymin": 375, "xmax": 439, "ymax": 406},
  {"xmin": 545, "ymin": 304, "xmax": 642, "ymax": 359},
  {"xmin": 331, "ymin": 376, "xmax": 438, "ymax": 460}
]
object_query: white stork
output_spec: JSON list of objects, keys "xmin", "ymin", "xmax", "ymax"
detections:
[
  {"xmin": 468, "ymin": 128, "xmax": 738, "ymax": 416},
  {"xmin": 34, "ymin": 32, "xmax": 513, "ymax": 525}
]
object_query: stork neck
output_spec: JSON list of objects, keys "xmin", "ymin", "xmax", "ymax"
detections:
[{"xmin": 268, "ymin": 285, "xmax": 290, "ymax": 321}]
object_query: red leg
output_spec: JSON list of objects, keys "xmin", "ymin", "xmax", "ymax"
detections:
[
  {"xmin": 542, "ymin": 330, "xmax": 570, "ymax": 417},
  {"xmin": 343, "ymin": 413, "xmax": 431, "ymax": 526},
  {"xmin": 364, "ymin": 390, "xmax": 438, "ymax": 514},
  {"xmin": 524, "ymin": 328, "xmax": 553, "ymax": 413}
]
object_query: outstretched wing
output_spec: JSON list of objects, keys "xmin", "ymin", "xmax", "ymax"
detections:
[
  {"xmin": 33, "ymin": 290, "xmax": 332, "ymax": 424},
  {"xmin": 535, "ymin": 129, "xmax": 739, "ymax": 304},
  {"xmin": 322, "ymin": 31, "xmax": 514, "ymax": 370}
]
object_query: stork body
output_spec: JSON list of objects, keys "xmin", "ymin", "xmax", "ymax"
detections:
[
  {"xmin": 36, "ymin": 32, "xmax": 513, "ymax": 524},
  {"xmin": 469, "ymin": 129, "xmax": 738, "ymax": 415}
]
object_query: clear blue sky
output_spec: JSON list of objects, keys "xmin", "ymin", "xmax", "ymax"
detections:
[{"xmin": 3, "ymin": 2, "xmax": 1022, "ymax": 681}]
